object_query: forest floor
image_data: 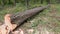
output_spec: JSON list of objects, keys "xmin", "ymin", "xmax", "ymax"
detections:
[{"xmin": 0, "ymin": 4, "xmax": 60, "ymax": 34}]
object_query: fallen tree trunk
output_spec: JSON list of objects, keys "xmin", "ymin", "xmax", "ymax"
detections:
[{"xmin": 10, "ymin": 5, "xmax": 50, "ymax": 27}]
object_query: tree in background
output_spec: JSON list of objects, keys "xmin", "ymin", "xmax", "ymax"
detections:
[
  {"xmin": 46, "ymin": 0, "xmax": 51, "ymax": 4},
  {"xmin": 15, "ymin": 0, "xmax": 20, "ymax": 3},
  {"xmin": 41, "ymin": 0, "xmax": 43, "ymax": 4},
  {"xmin": 25, "ymin": 0, "xmax": 30, "ymax": 9},
  {"xmin": 41, "ymin": 0, "xmax": 51, "ymax": 4},
  {"xmin": 0, "ymin": 0, "xmax": 4, "ymax": 6},
  {"xmin": 9, "ymin": 0, "xmax": 16, "ymax": 5},
  {"xmin": 0, "ymin": 0, "xmax": 57, "ymax": 8}
]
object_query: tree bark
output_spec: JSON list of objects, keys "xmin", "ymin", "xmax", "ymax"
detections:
[{"xmin": 10, "ymin": 5, "xmax": 50, "ymax": 27}]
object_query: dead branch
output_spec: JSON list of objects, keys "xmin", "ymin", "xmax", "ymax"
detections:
[{"xmin": 10, "ymin": 5, "xmax": 50, "ymax": 27}]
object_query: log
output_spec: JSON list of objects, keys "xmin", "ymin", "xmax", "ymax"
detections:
[{"xmin": 10, "ymin": 5, "xmax": 50, "ymax": 27}]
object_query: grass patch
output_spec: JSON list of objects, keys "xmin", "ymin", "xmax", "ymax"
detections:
[{"xmin": 0, "ymin": 3, "xmax": 60, "ymax": 33}]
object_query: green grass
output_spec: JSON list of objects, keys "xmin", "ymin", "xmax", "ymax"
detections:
[
  {"xmin": 0, "ymin": 3, "xmax": 60, "ymax": 33},
  {"xmin": 22, "ymin": 4, "xmax": 60, "ymax": 33},
  {"xmin": 30, "ymin": 4, "xmax": 60, "ymax": 33}
]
